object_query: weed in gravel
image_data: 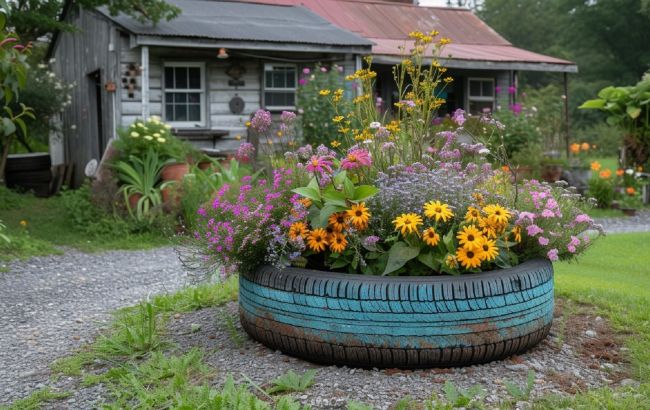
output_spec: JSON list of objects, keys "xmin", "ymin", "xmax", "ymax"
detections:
[
  {"xmin": 532, "ymin": 384, "xmax": 650, "ymax": 409},
  {"xmin": 219, "ymin": 310, "xmax": 246, "ymax": 348},
  {"xmin": 427, "ymin": 381, "xmax": 486, "ymax": 409},
  {"xmin": 393, "ymin": 396, "xmax": 419, "ymax": 409},
  {"xmin": 266, "ymin": 369, "xmax": 317, "ymax": 394},
  {"xmin": 275, "ymin": 395, "xmax": 311, "ymax": 410},
  {"xmin": 50, "ymin": 349, "xmax": 95, "ymax": 377},
  {"xmin": 504, "ymin": 370, "xmax": 536, "ymax": 402},
  {"xmin": 347, "ymin": 400, "xmax": 373, "ymax": 410},
  {"xmin": 151, "ymin": 275, "xmax": 239, "ymax": 313},
  {"xmin": 0, "ymin": 387, "xmax": 70, "ymax": 410},
  {"xmin": 95, "ymin": 301, "xmax": 167, "ymax": 359}
]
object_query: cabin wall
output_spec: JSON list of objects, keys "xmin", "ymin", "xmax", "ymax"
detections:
[
  {"xmin": 117, "ymin": 46, "xmax": 357, "ymax": 154},
  {"xmin": 50, "ymin": 7, "xmax": 120, "ymax": 186}
]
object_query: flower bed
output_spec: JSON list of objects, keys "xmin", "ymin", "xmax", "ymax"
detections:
[{"xmin": 187, "ymin": 32, "xmax": 601, "ymax": 367}]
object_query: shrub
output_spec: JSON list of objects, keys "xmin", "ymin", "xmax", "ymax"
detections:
[
  {"xmin": 588, "ymin": 173, "xmax": 615, "ymax": 208},
  {"xmin": 297, "ymin": 64, "xmax": 349, "ymax": 147}
]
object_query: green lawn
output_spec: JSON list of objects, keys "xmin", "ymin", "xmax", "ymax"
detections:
[
  {"xmin": 0, "ymin": 188, "xmax": 169, "ymax": 263},
  {"xmin": 555, "ymin": 232, "xmax": 650, "ymax": 382}
]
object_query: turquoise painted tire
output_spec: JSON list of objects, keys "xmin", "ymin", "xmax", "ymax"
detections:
[{"xmin": 239, "ymin": 259, "xmax": 553, "ymax": 368}]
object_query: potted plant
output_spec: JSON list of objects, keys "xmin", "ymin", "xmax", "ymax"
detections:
[
  {"xmin": 113, "ymin": 149, "xmax": 164, "ymax": 222},
  {"xmin": 186, "ymin": 33, "xmax": 601, "ymax": 368},
  {"xmin": 540, "ymin": 156, "xmax": 566, "ymax": 183},
  {"xmin": 620, "ymin": 186, "xmax": 642, "ymax": 216}
]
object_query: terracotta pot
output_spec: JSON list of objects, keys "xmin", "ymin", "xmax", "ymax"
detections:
[
  {"xmin": 541, "ymin": 164, "xmax": 563, "ymax": 183},
  {"xmin": 128, "ymin": 193, "xmax": 142, "ymax": 210},
  {"xmin": 198, "ymin": 161, "xmax": 213, "ymax": 171},
  {"xmin": 161, "ymin": 163, "xmax": 189, "ymax": 182},
  {"xmin": 510, "ymin": 166, "xmax": 533, "ymax": 182}
]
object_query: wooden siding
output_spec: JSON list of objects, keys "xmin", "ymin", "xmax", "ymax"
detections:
[{"xmin": 50, "ymin": 7, "xmax": 120, "ymax": 186}]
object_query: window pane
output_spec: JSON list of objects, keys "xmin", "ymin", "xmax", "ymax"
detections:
[
  {"xmin": 188, "ymin": 67, "xmax": 201, "ymax": 89},
  {"xmin": 175, "ymin": 105, "xmax": 187, "ymax": 121},
  {"xmin": 469, "ymin": 100, "xmax": 493, "ymax": 115},
  {"xmin": 165, "ymin": 93, "xmax": 173, "ymax": 103},
  {"xmin": 188, "ymin": 104, "xmax": 201, "ymax": 121},
  {"xmin": 164, "ymin": 67, "xmax": 174, "ymax": 89},
  {"xmin": 272, "ymin": 71, "xmax": 285, "ymax": 88},
  {"xmin": 265, "ymin": 71, "xmax": 273, "ymax": 88},
  {"xmin": 164, "ymin": 104, "xmax": 174, "ymax": 121},
  {"xmin": 187, "ymin": 92, "xmax": 200, "ymax": 104},
  {"xmin": 469, "ymin": 80, "xmax": 481, "ymax": 97},
  {"xmin": 174, "ymin": 93, "xmax": 187, "ymax": 103},
  {"xmin": 482, "ymin": 81, "xmax": 494, "ymax": 97},
  {"xmin": 265, "ymin": 91, "xmax": 296, "ymax": 108},
  {"xmin": 175, "ymin": 67, "xmax": 187, "ymax": 88},
  {"xmin": 285, "ymin": 69, "xmax": 295, "ymax": 88}
]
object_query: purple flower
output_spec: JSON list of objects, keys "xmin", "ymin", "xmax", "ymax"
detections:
[
  {"xmin": 302, "ymin": 67, "xmax": 310, "ymax": 74},
  {"xmin": 495, "ymin": 86, "xmax": 501, "ymax": 94},
  {"xmin": 541, "ymin": 209, "xmax": 555, "ymax": 218},
  {"xmin": 320, "ymin": 66, "xmax": 328, "ymax": 72},
  {"xmin": 298, "ymin": 78, "xmax": 307, "ymax": 86},
  {"xmin": 575, "ymin": 214, "xmax": 593, "ymax": 224},
  {"xmin": 538, "ymin": 237, "xmax": 549, "ymax": 246},
  {"xmin": 451, "ymin": 108, "xmax": 466, "ymax": 126},
  {"xmin": 547, "ymin": 248, "xmax": 559, "ymax": 261},
  {"xmin": 305, "ymin": 155, "xmax": 333, "ymax": 174},
  {"xmin": 526, "ymin": 224, "xmax": 543, "ymax": 236},
  {"xmin": 510, "ymin": 103, "xmax": 522, "ymax": 115},
  {"xmin": 280, "ymin": 111, "xmax": 296, "ymax": 124},
  {"xmin": 250, "ymin": 109, "xmax": 272, "ymax": 133},
  {"xmin": 235, "ymin": 142, "xmax": 255, "ymax": 163},
  {"xmin": 508, "ymin": 85, "xmax": 516, "ymax": 94}
]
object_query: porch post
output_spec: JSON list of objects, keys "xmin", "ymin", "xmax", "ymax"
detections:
[
  {"xmin": 563, "ymin": 72, "xmax": 570, "ymax": 158},
  {"xmin": 141, "ymin": 45, "xmax": 150, "ymax": 119}
]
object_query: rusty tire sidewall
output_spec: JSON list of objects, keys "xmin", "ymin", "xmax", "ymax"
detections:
[{"xmin": 239, "ymin": 258, "xmax": 554, "ymax": 368}]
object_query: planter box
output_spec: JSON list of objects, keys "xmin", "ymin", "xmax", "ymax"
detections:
[{"xmin": 239, "ymin": 259, "xmax": 554, "ymax": 368}]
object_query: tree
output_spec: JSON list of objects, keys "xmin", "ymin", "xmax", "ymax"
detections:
[
  {"xmin": 9, "ymin": 0, "xmax": 181, "ymax": 43},
  {"xmin": 0, "ymin": 2, "xmax": 35, "ymax": 184}
]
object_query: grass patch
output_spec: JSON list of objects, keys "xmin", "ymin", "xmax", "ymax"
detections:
[
  {"xmin": 151, "ymin": 274, "xmax": 239, "ymax": 313},
  {"xmin": 587, "ymin": 208, "xmax": 625, "ymax": 219},
  {"xmin": 0, "ymin": 387, "xmax": 70, "ymax": 410},
  {"xmin": 0, "ymin": 187, "xmax": 169, "ymax": 262}
]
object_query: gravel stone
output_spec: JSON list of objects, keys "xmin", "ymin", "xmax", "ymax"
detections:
[{"xmin": 0, "ymin": 247, "xmax": 187, "ymax": 407}]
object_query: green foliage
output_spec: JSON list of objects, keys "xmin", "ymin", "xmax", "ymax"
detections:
[
  {"xmin": 587, "ymin": 174, "xmax": 615, "ymax": 208},
  {"xmin": 504, "ymin": 370, "xmax": 536, "ymax": 402},
  {"xmin": 114, "ymin": 149, "xmax": 164, "ymax": 222},
  {"xmin": 580, "ymin": 74, "xmax": 650, "ymax": 166},
  {"xmin": 113, "ymin": 116, "xmax": 197, "ymax": 163},
  {"xmin": 8, "ymin": 61, "xmax": 73, "ymax": 150},
  {"xmin": 493, "ymin": 107, "xmax": 541, "ymax": 158},
  {"xmin": 0, "ymin": 218, "xmax": 9, "ymax": 244},
  {"xmin": 10, "ymin": 0, "xmax": 180, "ymax": 43},
  {"xmin": 297, "ymin": 64, "xmax": 349, "ymax": 146},
  {"xmin": 60, "ymin": 183, "xmax": 131, "ymax": 237},
  {"xmin": 347, "ymin": 401, "xmax": 373, "ymax": 410},
  {"xmin": 574, "ymin": 123, "xmax": 624, "ymax": 157},
  {"xmin": 151, "ymin": 275, "xmax": 239, "ymax": 313},
  {"xmin": 0, "ymin": 387, "xmax": 70, "ymax": 410},
  {"xmin": 440, "ymin": 381, "xmax": 486, "ymax": 408},
  {"xmin": 94, "ymin": 301, "xmax": 165, "ymax": 359},
  {"xmin": 219, "ymin": 310, "xmax": 245, "ymax": 348},
  {"xmin": 266, "ymin": 370, "xmax": 317, "ymax": 394}
]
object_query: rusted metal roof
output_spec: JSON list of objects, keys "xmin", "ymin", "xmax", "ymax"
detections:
[{"xmin": 235, "ymin": 0, "xmax": 577, "ymax": 71}]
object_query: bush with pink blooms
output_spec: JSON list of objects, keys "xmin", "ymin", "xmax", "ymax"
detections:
[{"xmin": 513, "ymin": 179, "xmax": 602, "ymax": 262}]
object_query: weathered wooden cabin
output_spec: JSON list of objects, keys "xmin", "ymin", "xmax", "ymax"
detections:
[
  {"xmin": 48, "ymin": 0, "xmax": 576, "ymax": 185},
  {"xmin": 47, "ymin": 0, "xmax": 372, "ymax": 184}
]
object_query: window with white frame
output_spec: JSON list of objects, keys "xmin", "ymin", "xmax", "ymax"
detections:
[
  {"xmin": 467, "ymin": 78, "xmax": 495, "ymax": 114},
  {"xmin": 263, "ymin": 64, "xmax": 296, "ymax": 110},
  {"xmin": 163, "ymin": 62, "xmax": 205, "ymax": 126}
]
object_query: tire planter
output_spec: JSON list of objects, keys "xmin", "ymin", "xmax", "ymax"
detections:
[{"xmin": 239, "ymin": 258, "xmax": 554, "ymax": 368}]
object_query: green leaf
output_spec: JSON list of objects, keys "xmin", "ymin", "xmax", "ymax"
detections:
[
  {"xmin": 1, "ymin": 117, "xmax": 16, "ymax": 136},
  {"xmin": 307, "ymin": 177, "xmax": 320, "ymax": 191},
  {"xmin": 442, "ymin": 230, "xmax": 456, "ymax": 254},
  {"xmin": 329, "ymin": 258, "xmax": 349, "ymax": 269},
  {"xmin": 626, "ymin": 105, "xmax": 641, "ymax": 119},
  {"xmin": 318, "ymin": 203, "xmax": 345, "ymax": 227},
  {"xmin": 353, "ymin": 185, "xmax": 379, "ymax": 201},
  {"xmin": 333, "ymin": 170, "xmax": 347, "ymax": 186},
  {"xmin": 292, "ymin": 187, "xmax": 321, "ymax": 202},
  {"xmin": 343, "ymin": 178, "xmax": 355, "ymax": 198},
  {"xmin": 383, "ymin": 242, "xmax": 420, "ymax": 275},
  {"xmin": 578, "ymin": 99, "xmax": 605, "ymax": 109},
  {"xmin": 322, "ymin": 189, "xmax": 347, "ymax": 207},
  {"xmin": 417, "ymin": 252, "xmax": 440, "ymax": 271}
]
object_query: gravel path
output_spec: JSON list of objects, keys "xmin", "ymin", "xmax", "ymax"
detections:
[
  {"xmin": 0, "ymin": 247, "xmax": 187, "ymax": 406},
  {"xmin": 595, "ymin": 210, "xmax": 650, "ymax": 233}
]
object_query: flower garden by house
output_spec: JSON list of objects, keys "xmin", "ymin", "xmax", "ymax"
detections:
[{"xmin": 2, "ymin": 3, "xmax": 650, "ymax": 406}]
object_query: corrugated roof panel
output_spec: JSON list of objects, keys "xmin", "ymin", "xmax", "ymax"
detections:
[
  {"xmin": 237, "ymin": 0, "xmax": 575, "ymax": 67},
  {"xmin": 100, "ymin": 0, "xmax": 372, "ymax": 47}
]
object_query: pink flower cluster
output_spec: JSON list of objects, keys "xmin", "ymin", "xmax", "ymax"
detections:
[
  {"xmin": 341, "ymin": 149, "xmax": 372, "ymax": 170},
  {"xmin": 235, "ymin": 142, "xmax": 255, "ymax": 163},
  {"xmin": 250, "ymin": 109, "xmax": 272, "ymax": 133},
  {"xmin": 193, "ymin": 168, "xmax": 294, "ymax": 276},
  {"xmin": 514, "ymin": 179, "xmax": 600, "ymax": 263}
]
